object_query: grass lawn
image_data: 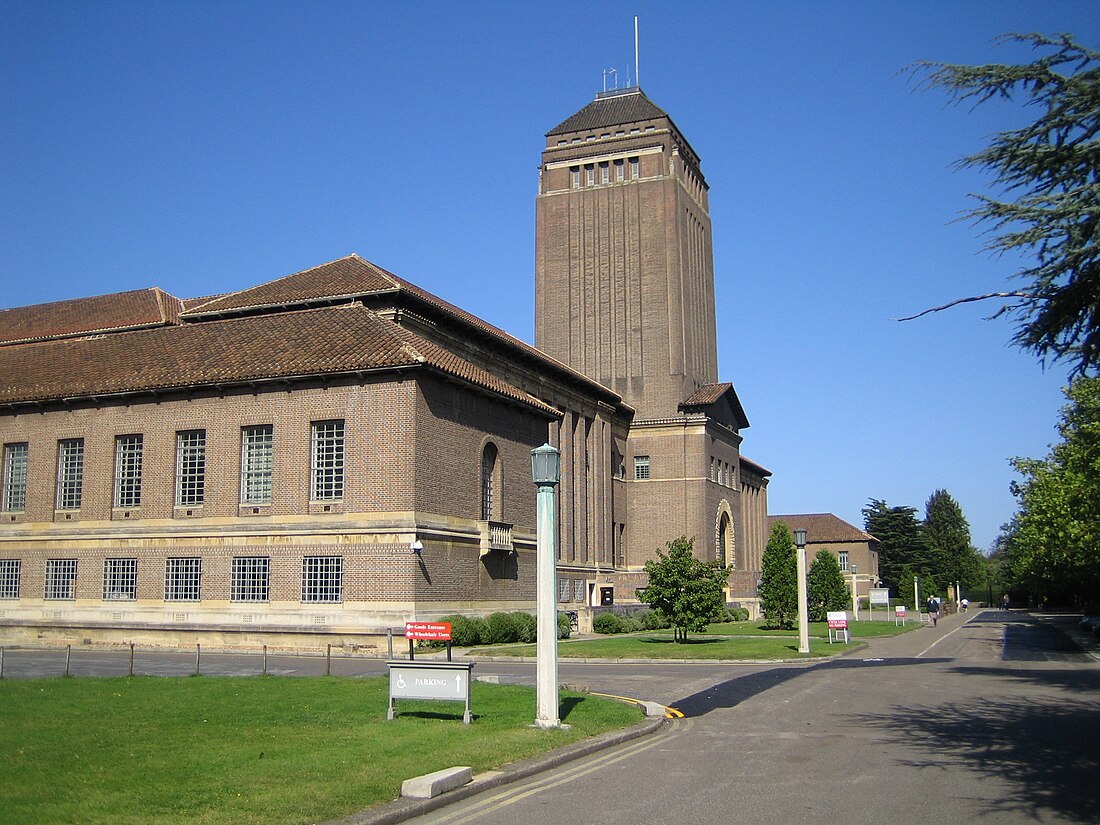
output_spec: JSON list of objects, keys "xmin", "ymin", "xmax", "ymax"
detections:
[
  {"xmin": 486, "ymin": 635, "xmax": 838, "ymax": 660},
  {"xmin": 482, "ymin": 619, "xmax": 920, "ymax": 659},
  {"xmin": 0, "ymin": 676, "xmax": 641, "ymax": 825}
]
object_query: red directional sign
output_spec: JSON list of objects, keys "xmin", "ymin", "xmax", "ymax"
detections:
[
  {"xmin": 827, "ymin": 611, "xmax": 849, "ymax": 630},
  {"xmin": 405, "ymin": 621, "xmax": 452, "ymax": 641}
]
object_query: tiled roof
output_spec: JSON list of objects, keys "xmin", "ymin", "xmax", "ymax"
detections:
[
  {"xmin": 680, "ymin": 381, "xmax": 749, "ymax": 429},
  {"xmin": 0, "ymin": 303, "xmax": 558, "ymax": 416},
  {"xmin": 182, "ymin": 254, "xmax": 623, "ymax": 406},
  {"xmin": 768, "ymin": 514, "xmax": 878, "ymax": 544},
  {"xmin": 0, "ymin": 288, "xmax": 182, "ymax": 346},
  {"xmin": 682, "ymin": 382, "xmax": 732, "ymax": 406},
  {"xmin": 739, "ymin": 455, "xmax": 772, "ymax": 477},
  {"xmin": 180, "ymin": 256, "xmax": 398, "ymax": 316},
  {"xmin": 547, "ymin": 89, "xmax": 669, "ymax": 136}
]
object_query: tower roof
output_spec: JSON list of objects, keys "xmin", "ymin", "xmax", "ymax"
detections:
[{"xmin": 547, "ymin": 88, "xmax": 669, "ymax": 136}]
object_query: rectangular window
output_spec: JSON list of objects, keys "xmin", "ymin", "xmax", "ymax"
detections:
[
  {"xmin": 240, "ymin": 425, "xmax": 273, "ymax": 504},
  {"xmin": 570, "ymin": 166, "xmax": 580, "ymax": 189},
  {"xmin": 585, "ymin": 164, "xmax": 594, "ymax": 186},
  {"xmin": 164, "ymin": 557, "xmax": 201, "ymax": 601},
  {"xmin": 114, "ymin": 435, "xmax": 143, "ymax": 508},
  {"xmin": 629, "ymin": 157, "xmax": 640, "ymax": 179},
  {"xmin": 311, "ymin": 420, "xmax": 345, "ymax": 501},
  {"xmin": 102, "ymin": 558, "xmax": 137, "ymax": 601},
  {"xmin": 558, "ymin": 577, "xmax": 570, "ymax": 602},
  {"xmin": 175, "ymin": 430, "xmax": 206, "ymax": 506},
  {"xmin": 2, "ymin": 442, "xmax": 28, "ymax": 512},
  {"xmin": 0, "ymin": 559, "xmax": 21, "ymax": 599},
  {"xmin": 56, "ymin": 438, "xmax": 84, "ymax": 510},
  {"xmin": 614, "ymin": 159, "xmax": 624, "ymax": 181},
  {"xmin": 44, "ymin": 558, "xmax": 77, "ymax": 600},
  {"xmin": 302, "ymin": 555, "xmax": 342, "ymax": 603},
  {"xmin": 838, "ymin": 551, "xmax": 850, "ymax": 573},
  {"xmin": 599, "ymin": 161, "xmax": 610, "ymax": 184},
  {"xmin": 573, "ymin": 579, "xmax": 586, "ymax": 603},
  {"xmin": 231, "ymin": 556, "xmax": 270, "ymax": 602},
  {"xmin": 634, "ymin": 455, "xmax": 650, "ymax": 480}
]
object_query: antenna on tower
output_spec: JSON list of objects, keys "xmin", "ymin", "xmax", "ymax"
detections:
[{"xmin": 634, "ymin": 16, "xmax": 640, "ymax": 88}]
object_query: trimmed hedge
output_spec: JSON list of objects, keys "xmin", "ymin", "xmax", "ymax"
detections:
[{"xmin": 431, "ymin": 611, "xmax": 568, "ymax": 647}]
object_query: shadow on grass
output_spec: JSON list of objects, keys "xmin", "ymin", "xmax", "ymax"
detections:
[{"xmin": 861, "ymin": 688, "xmax": 1100, "ymax": 822}]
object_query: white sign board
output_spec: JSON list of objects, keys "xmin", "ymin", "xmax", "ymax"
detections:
[{"xmin": 869, "ymin": 588, "xmax": 890, "ymax": 607}]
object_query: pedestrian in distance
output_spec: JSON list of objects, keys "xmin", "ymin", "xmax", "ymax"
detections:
[
  {"xmin": 1001, "ymin": 593, "xmax": 1010, "ymax": 611},
  {"xmin": 927, "ymin": 596, "xmax": 940, "ymax": 627},
  {"xmin": 960, "ymin": 598, "xmax": 969, "ymax": 612}
]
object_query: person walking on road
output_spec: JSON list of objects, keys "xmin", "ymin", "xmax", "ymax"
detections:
[
  {"xmin": 927, "ymin": 596, "xmax": 941, "ymax": 627},
  {"xmin": 1001, "ymin": 593, "xmax": 1010, "ymax": 611}
]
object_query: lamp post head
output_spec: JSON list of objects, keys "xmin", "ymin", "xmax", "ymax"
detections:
[
  {"xmin": 793, "ymin": 528, "xmax": 807, "ymax": 549},
  {"xmin": 531, "ymin": 443, "xmax": 561, "ymax": 486}
]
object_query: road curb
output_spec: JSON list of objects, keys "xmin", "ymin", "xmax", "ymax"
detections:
[{"xmin": 324, "ymin": 716, "xmax": 667, "ymax": 825}]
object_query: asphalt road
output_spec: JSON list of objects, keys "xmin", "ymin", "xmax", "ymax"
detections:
[
  {"xmin": 4, "ymin": 611, "xmax": 1098, "ymax": 824},
  {"xmin": 399, "ymin": 610, "xmax": 1100, "ymax": 825}
]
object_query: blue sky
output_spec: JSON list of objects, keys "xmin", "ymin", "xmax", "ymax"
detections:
[{"xmin": 3, "ymin": 1, "xmax": 1097, "ymax": 551}]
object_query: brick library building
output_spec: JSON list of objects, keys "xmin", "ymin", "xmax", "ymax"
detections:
[{"xmin": 0, "ymin": 88, "xmax": 774, "ymax": 649}]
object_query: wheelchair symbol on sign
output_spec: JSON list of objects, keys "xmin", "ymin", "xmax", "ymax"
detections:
[{"xmin": 396, "ymin": 674, "xmax": 406, "ymax": 689}]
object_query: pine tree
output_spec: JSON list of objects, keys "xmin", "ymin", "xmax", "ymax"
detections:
[
  {"xmin": 862, "ymin": 499, "xmax": 935, "ymax": 595},
  {"xmin": 759, "ymin": 522, "xmax": 798, "ymax": 629},
  {"xmin": 807, "ymin": 549, "xmax": 849, "ymax": 622},
  {"xmin": 908, "ymin": 34, "xmax": 1100, "ymax": 375}
]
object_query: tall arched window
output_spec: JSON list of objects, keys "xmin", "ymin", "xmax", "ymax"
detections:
[
  {"xmin": 716, "ymin": 509, "xmax": 734, "ymax": 568},
  {"xmin": 481, "ymin": 443, "xmax": 498, "ymax": 521}
]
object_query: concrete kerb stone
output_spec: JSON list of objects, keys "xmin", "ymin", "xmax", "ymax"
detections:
[{"xmin": 324, "ymin": 716, "xmax": 666, "ymax": 825}]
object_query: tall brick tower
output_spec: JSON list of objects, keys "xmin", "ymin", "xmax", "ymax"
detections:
[{"xmin": 535, "ymin": 87, "xmax": 718, "ymax": 420}]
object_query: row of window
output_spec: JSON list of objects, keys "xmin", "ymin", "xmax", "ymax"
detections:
[
  {"xmin": 570, "ymin": 157, "xmax": 640, "ymax": 189},
  {"xmin": 710, "ymin": 457, "xmax": 736, "ymax": 488},
  {"xmin": 557, "ymin": 577, "xmax": 589, "ymax": 603},
  {"xmin": 1, "ymin": 420, "xmax": 345, "ymax": 513},
  {"xmin": 0, "ymin": 556, "xmax": 344, "ymax": 603}
]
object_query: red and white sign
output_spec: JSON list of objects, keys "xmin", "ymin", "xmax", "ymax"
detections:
[
  {"xmin": 405, "ymin": 621, "xmax": 452, "ymax": 641},
  {"xmin": 895, "ymin": 606, "xmax": 907, "ymax": 617},
  {"xmin": 827, "ymin": 611, "xmax": 849, "ymax": 630}
]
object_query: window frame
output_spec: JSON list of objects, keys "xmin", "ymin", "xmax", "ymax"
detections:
[
  {"xmin": 56, "ymin": 438, "xmax": 85, "ymax": 511},
  {"xmin": 634, "ymin": 455, "xmax": 650, "ymax": 480},
  {"xmin": 0, "ymin": 559, "xmax": 21, "ymax": 599},
  {"xmin": 102, "ymin": 558, "xmax": 138, "ymax": 601},
  {"xmin": 301, "ymin": 555, "xmax": 343, "ymax": 603},
  {"xmin": 838, "ymin": 551, "xmax": 850, "ymax": 573},
  {"xmin": 310, "ymin": 420, "xmax": 345, "ymax": 502},
  {"xmin": 175, "ymin": 429, "xmax": 207, "ymax": 507},
  {"xmin": 2, "ymin": 442, "xmax": 29, "ymax": 512},
  {"xmin": 231, "ymin": 556, "xmax": 270, "ymax": 602},
  {"xmin": 164, "ymin": 557, "xmax": 202, "ymax": 601},
  {"xmin": 44, "ymin": 558, "xmax": 78, "ymax": 600},
  {"xmin": 114, "ymin": 434, "xmax": 144, "ymax": 509},
  {"xmin": 240, "ymin": 425, "xmax": 274, "ymax": 505}
]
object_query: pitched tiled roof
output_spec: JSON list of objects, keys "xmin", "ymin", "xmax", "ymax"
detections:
[
  {"xmin": 180, "ymin": 256, "xmax": 397, "ymax": 316},
  {"xmin": 548, "ymin": 89, "xmax": 669, "ymax": 136},
  {"xmin": 182, "ymin": 254, "xmax": 623, "ymax": 406},
  {"xmin": 768, "ymin": 514, "xmax": 878, "ymax": 544},
  {"xmin": 0, "ymin": 288, "xmax": 182, "ymax": 346},
  {"xmin": 739, "ymin": 455, "xmax": 772, "ymax": 477},
  {"xmin": 0, "ymin": 303, "xmax": 558, "ymax": 416},
  {"xmin": 682, "ymin": 382, "xmax": 732, "ymax": 406},
  {"xmin": 680, "ymin": 381, "xmax": 749, "ymax": 429}
]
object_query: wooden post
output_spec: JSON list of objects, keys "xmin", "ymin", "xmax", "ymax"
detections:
[
  {"xmin": 65, "ymin": 645, "xmax": 72, "ymax": 677},
  {"xmin": 325, "ymin": 643, "xmax": 331, "ymax": 676},
  {"xmin": 128, "ymin": 643, "xmax": 135, "ymax": 677},
  {"xmin": 262, "ymin": 645, "xmax": 267, "ymax": 676},
  {"xmin": 195, "ymin": 643, "xmax": 201, "ymax": 676}
]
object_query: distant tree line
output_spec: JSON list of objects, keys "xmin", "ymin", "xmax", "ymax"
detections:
[{"xmin": 862, "ymin": 490, "xmax": 988, "ymax": 605}]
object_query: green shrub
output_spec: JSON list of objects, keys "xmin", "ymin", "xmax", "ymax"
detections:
[
  {"xmin": 511, "ymin": 611, "xmax": 537, "ymax": 643},
  {"xmin": 593, "ymin": 612, "xmax": 628, "ymax": 634},
  {"xmin": 640, "ymin": 609, "xmax": 670, "ymax": 629},
  {"xmin": 556, "ymin": 611, "xmax": 572, "ymax": 639},
  {"xmin": 485, "ymin": 612, "xmax": 521, "ymax": 645},
  {"xmin": 446, "ymin": 614, "xmax": 486, "ymax": 647}
]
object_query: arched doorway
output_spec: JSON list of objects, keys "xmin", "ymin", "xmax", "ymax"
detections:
[{"xmin": 715, "ymin": 502, "xmax": 735, "ymax": 568}]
